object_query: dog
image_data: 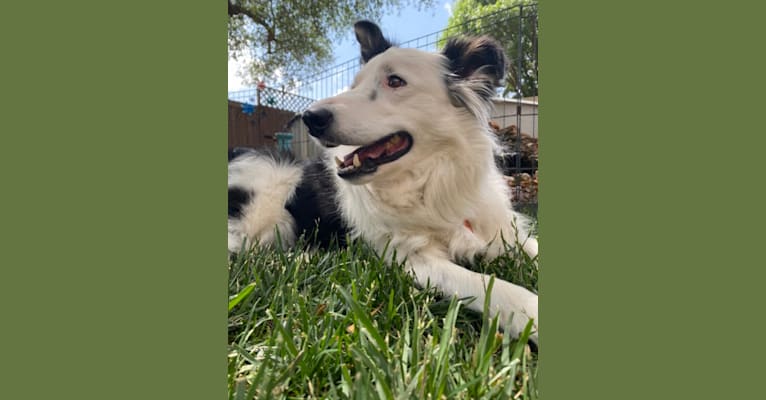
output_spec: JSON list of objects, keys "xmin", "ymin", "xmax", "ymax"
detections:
[{"xmin": 228, "ymin": 21, "xmax": 539, "ymax": 343}]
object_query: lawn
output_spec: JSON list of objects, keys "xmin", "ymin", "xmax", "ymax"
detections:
[{"xmin": 228, "ymin": 235, "xmax": 539, "ymax": 399}]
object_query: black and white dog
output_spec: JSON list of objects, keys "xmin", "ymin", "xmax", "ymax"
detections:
[{"xmin": 228, "ymin": 21, "xmax": 539, "ymax": 343}]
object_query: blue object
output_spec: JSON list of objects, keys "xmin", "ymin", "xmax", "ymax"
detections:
[
  {"xmin": 275, "ymin": 132, "xmax": 293, "ymax": 151},
  {"xmin": 241, "ymin": 103, "xmax": 255, "ymax": 116}
]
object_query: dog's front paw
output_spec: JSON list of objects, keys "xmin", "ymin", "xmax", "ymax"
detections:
[
  {"xmin": 492, "ymin": 280, "xmax": 538, "ymax": 344},
  {"xmin": 228, "ymin": 222, "xmax": 246, "ymax": 253}
]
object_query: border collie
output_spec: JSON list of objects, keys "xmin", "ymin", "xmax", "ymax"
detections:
[{"xmin": 228, "ymin": 21, "xmax": 539, "ymax": 343}]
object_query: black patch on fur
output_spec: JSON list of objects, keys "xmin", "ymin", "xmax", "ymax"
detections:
[
  {"xmin": 228, "ymin": 147, "xmax": 255, "ymax": 161},
  {"xmin": 228, "ymin": 187, "xmax": 252, "ymax": 218},
  {"xmin": 440, "ymin": 37, "xmax": 508, "ymax": 112},
  {"xmin": 285, "ymin": 161, "xmax": 349, "ymax": 248},
  {"xmin": 369, "ymin": 89, "xmax": 377, "ymax": 101},
  {"xmin": 442, "ymin": 36, "xmax": 506, "ymax": 84},
  {"xmin": 354, "ymin": 20, "xmax": 392, "ymax": 63},
  {"xmin": 528, "ymin": 340, "xmax": 538, "ymax": 354},
  {"xmin": 228, "ymin": 146, "xmax": 295, "ymax": 219}
]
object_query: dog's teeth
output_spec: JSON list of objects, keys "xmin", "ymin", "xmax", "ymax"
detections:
[
  {"xmin": 335, "ymin": 156, "xmax": 343, "ymax": 167},
  {"xmin": 353, "ymin": 154, "xmax": 361, "ymax": 167}
]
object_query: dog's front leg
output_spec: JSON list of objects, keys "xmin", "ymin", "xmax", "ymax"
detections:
[
  {"xmin": 406, "ymin": 252, "xmax": 538, "ymax": 344},
  {"xmin": 522, "ymin": 237, "xmax": 538, "ymax": 259}
]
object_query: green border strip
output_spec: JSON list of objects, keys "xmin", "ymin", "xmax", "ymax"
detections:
[
  {"xmin": 1, "ymin": 1, "xmax": 226, "ymax": 398},
  {"xmin": 540, "ymin": 1, "xmax": 766, "ymax": 398}
]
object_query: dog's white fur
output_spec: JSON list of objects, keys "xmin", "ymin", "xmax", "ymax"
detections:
[
  {"xmin": 228, "ymin": 26, "xmax": 539, "ymax": 342},
  {"xmin": 227, "ymin": 155, "xmax": 302, "ymax": 251}
]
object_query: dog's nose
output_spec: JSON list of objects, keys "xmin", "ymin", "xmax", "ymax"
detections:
[{"xmin": 302, "ymin": 108, "xmax": 333, "ymax": 138}]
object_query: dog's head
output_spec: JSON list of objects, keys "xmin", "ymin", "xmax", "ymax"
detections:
[{"xmin": 302, "ymin": 21, "xmax": 506, "ymax": 184}]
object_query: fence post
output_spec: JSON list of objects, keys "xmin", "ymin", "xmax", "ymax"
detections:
[{"xmin": 514, "ymin": 4, "xmax": 524, "ymax": 203}]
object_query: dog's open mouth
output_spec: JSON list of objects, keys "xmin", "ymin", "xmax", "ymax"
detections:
[{"xmin": 334, "ymin": 131, "xmax": 413, "ymax": 179}]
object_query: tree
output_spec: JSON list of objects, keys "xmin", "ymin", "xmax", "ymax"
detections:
[
  {"xmin": 441, "ymin": 0, "xmax": 538, "ymax": 98},
  {"xmin": 228, "ymin": 0, "xmax": 435, "ymax": 88}
]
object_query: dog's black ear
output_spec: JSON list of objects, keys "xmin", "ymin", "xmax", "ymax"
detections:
[
  {"xmin": 442, "ymin": 36, "xmax": 507, "ymax": 85},
  {"xmin": 354, "ymin": 20, "xmax": 392, "ymax": 63}
]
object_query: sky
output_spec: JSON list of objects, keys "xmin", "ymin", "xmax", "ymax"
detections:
[{"xmin": 227, "ymin": 2, "xmax": 454, "ymax": 91}]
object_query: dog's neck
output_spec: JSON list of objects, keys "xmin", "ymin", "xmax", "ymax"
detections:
[
  {"xmin": 337, "ymin": 147, "xmax": 499, "ymax": 226},
  {"xmin": 338, "ymin": 167, "xmax": 428, "ymax": 213}
]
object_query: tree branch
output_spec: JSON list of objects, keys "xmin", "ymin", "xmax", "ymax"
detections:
[
  {"xmin": 227, "ymin": 2, "xmax": 251, "ymax": 18},
  {"xmin": 228, "ymin": 1, "xmax": 277, "ymax": 53}
]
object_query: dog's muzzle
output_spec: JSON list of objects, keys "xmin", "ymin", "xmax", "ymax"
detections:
[{"xmin": 302, "ymin": 108, "xmax": 333, "ymax": 138}]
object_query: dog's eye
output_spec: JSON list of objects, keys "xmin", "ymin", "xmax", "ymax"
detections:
[{"xmin": 387, "ymin": 75, "xmax": 406, "ymax": 88}]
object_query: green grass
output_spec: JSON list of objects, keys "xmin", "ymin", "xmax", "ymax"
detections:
[{"xmin": 228, "ymin": 237, "xmax": 539, "ymax": 399}]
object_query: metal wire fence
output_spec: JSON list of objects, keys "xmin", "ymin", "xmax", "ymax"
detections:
[
  {"xmin": 291, "ymin": 3, "xmax": 538, "ymax": 101},
  {"xmin": 228, "ymin": 86, "xmax": 315, "ymax": 114}
]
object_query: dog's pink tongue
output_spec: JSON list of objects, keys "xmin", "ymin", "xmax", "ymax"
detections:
[
  {"xmin": 343, "ymin": 143, "xmax": 386, "ymax": 166},
  {"xmin": 343, "ymin": 134, "xmax": 410, "ymax": 166},
  {"xmin": 387, "ymin": 136, "xmax": 409, "ymax": 154},
  {"xmin": 359, "ymin": 143, "xmax": 387, "ymax": 160},
  {"xmin": 359, "ymin": 135, "xmax": 409, "ymax": 160}
]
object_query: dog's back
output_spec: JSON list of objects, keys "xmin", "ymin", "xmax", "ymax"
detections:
[{"xmin": 228, "ymin": 149, "xmax": 347, "ymax": 251}]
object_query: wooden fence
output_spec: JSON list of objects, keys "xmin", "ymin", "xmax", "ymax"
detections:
[{"xmin": 228, "ymin": 100, "xmax": 297, "ymax": 149}]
